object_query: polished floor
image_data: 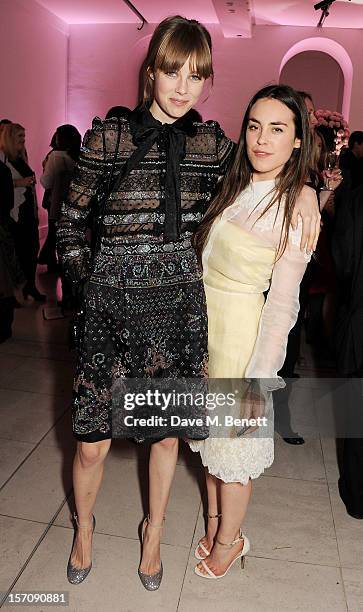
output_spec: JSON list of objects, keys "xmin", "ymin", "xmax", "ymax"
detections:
[{"xmin": 0, "ymin": 270, "xmax": 362, "ymax": 611}]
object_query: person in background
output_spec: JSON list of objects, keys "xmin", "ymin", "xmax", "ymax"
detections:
[
  {"xmin": 274, "ymin": 91, "xmax": 319, "ymax": 444},
  {"xmin": 0, "ymin": 124, "xmax": 14, "ymax": 217},
  {"xmin": 299, "ymin": 91, "xmax": 318, "ymax": 131},
  {"xmin": 1, "ymin": 123, "xmax": 45, "ymax": 301},
  {"xmin": 0, "ymin": 124, "xmax": 25, "ymax": 340},
  {"xmin": 0, "ymin": 123, "xmax": 27, "ymax": 224},
  {"xmin": 333, "ymin": 183, "xmax": 363, "ymax": 519},
  {"xmin": 0, "ymin": 220, "xmax": 25, "ymax": 341},
  {"xmin": 38, "ymin": 131, "xmax": 58, "ymax": 271},
  {"xmin": 308, "ymin": 125, "xmax": 341, "ymax": 350},
  {"xmin": 275, "ymin": 91, "xmax": 341, "ymax": 444},
  {"xmin": 339, "ymin": 131, "xmax": 363, "ymax": 190}
]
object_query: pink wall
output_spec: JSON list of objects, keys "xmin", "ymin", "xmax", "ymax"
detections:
[
  {"xmin": 280, "ymin": 51, "xmax": 344, "ymax": 113},
  {"xmin": 67, "ymin": 24, "xmax": 149, "ymax": 136},
  {"xmin": 1, "ymin": 8, "xmax": 361, "ymax": 204},
  {"xmin": 0, "ymin": 0, "xmax": 69, "ymax": 228},
  {"xmin": 68, "ymin": 23, "xmax": 363, "ymax": 142}
]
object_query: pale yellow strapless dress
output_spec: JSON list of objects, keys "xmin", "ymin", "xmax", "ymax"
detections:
[{"xmin": 189, "ymin": 218, "xmax": 276, "ymax": 484}]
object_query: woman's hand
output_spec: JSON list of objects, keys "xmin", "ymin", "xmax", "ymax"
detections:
[
  {"xmin": 14, "ymin": 176, "xmax": 35, "ymax": 188},
  {"xmin": 322, "ymin": 167, "xmax": 343, "ymax": 192},
  {"xmin": 238, "ymin": 382, "xmax": 265, "ymax": 435},
  {"xmin": 291, "ymin": 185, "xmax": 321, "ymax": 254}
]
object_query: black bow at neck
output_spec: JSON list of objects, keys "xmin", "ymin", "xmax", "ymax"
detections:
[{"xmin": 125, "ymin": 104, "xmax": 198, "ymax": 241}]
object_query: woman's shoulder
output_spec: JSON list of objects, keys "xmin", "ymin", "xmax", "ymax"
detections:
[
  {"xmin": 190, "ymin": 120, "xmax": 235, "ymax": 166},
  {"xmin": 191, "ymin": 119, "xmax": 232, "ymax": 152},
  {"xmin": 83, "ymin": 115, "xmax": 132, "ymax": 153},
  {"xmin": 90, "ymin": 113, "xmax": 131, "ymax": 133},
  {"xmin": 194, "ymin": 119, "xmax": 225, "ymax": 137}
]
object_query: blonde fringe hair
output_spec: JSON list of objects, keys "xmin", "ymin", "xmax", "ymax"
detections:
[{"xmin": 0, "ymin": 123, "xmax": 25, "ymax": 161}]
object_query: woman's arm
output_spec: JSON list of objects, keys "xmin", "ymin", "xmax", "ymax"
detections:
[
  {"xmin": 56, "ymin": 118, "xmax": 106, "ymax": 289},
  {"xmin": 13, "ymin": 176, "xmax": 34, "ymax": 188},
  {"xmin": 245, "ymin": 227, "xmax": 310, "ymax": 384}
]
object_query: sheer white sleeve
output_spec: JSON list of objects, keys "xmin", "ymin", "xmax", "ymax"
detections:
[{"xmin": 245, "ymin": 224, "xmax": 310, "ymax": 388}]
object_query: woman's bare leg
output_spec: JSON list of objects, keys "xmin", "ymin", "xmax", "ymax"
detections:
[
  {"xmin": 196, "ymin": 470, "xmax": 221, "ymax": 556},
  {"xmin": 196, "ymin": 478, "xmax": 252, "ymax": 576},
  {"xmin": 71, "ymin": 439, "xmax": 111, "ymax": 568},
  {"xmin": 139, "ymin": 437, "xmax": 179, "ymax": 574}
]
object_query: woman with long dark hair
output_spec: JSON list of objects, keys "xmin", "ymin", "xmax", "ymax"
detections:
[
  {"xmin": 189, "ymin": 85, "xmax": 313, "ymax": 579},
  {"xmin": 57, "ymin": 17, "xmax": 320, "ymax": 591}
]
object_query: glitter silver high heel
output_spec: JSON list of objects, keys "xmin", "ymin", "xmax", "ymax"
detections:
[
  {"xmin": 67, "ymin": 513, "xmax": 96, "ymax": 585},
  {"xmin": 138, "ymin": 515, "xmax": 165, "ymax": 591}
]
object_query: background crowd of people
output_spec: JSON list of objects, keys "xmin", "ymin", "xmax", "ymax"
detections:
[{"xmin": 0, "ymin": 120, "xmax": 81, "ymax": 339}]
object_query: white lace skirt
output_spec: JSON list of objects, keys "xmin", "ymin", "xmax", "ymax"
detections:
[{"xmin": 188, "ymin": 397, "xmax": 274, "ymax": 484}]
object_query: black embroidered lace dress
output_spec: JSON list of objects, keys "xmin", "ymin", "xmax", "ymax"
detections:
[{"xmin": 57, "ymin": 106, "xmax": 234, "ymax": 442}]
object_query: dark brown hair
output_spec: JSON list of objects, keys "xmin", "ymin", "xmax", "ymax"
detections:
[
  {"xmin": 55, "ymin": 124, "xmax": 81, "ymax": 161},
  {"xmin": 298, "ymin": 90, "xmax": 314, "ymax": 105},
  {"xmin": 194, "ymin": 84, "xmax": 312, "ymax": 263},
  {"xmin": 311, "ymin": 129, "xmax": 328, "ymax": 177},
  {"xmin": 348, "ymin": 130, "xmax": 363, "ymax": 149},
  {"xmin": 141, "ymin": 15, "xmax": 213, "ymax": 103}
]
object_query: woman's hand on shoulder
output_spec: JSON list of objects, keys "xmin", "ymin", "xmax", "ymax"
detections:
[{"xmin": 291, "ymin": 185, "xmax": 321, "ymax": 254}]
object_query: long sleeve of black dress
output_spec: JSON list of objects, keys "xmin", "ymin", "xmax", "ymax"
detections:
[{"xmin": 57, "ymin": 118, "xmax": 108, "ymax": 287}]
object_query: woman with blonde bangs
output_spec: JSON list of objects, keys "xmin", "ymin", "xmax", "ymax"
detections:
[
  {"xmin": 0, "ymin": 123, "xmax": 44, "ymax": 301},
  {"xmin": 0, "ymin": 124, "xmax": 26, "ymax": 342},
  {"xmin": 57, "ymin": 16, "xmax": 319, "ymax": 590}
]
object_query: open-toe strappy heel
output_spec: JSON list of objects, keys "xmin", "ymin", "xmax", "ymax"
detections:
[
  {"xmin": 138, "ymin": 515, "xmax": 165, "ymax": 591},
  {"xmin": 67, "ymin": 513, "xmax": 96, "ymax": 585},
  {"xmin": 194, "ymin": 529, "xmax": 250, "ymax": 580},
  {"xmin": 194, "ymin": 513, "xmax": 222, "ymax": 560}
]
